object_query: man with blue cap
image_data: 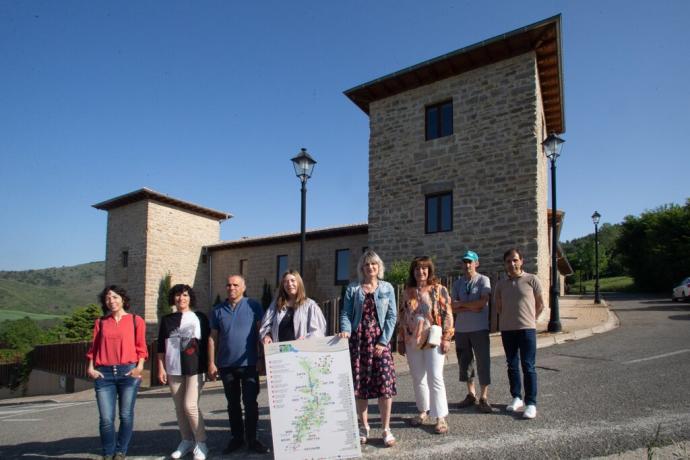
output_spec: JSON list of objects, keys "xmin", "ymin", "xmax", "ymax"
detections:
[{"xmin": 451, "ymin": 250, "xmax": 493, "ymax": 413}]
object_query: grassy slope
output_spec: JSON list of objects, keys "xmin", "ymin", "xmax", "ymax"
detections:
[
  {"xmin": 0, "ymin": 309, "xmax": 65, "ymax": 321},
  {"xmin": 578, "ymin": 276, "xmax": 636, "ymax": 292},
  {"xmin": 0, "ymin": 261, "xmax": 104, "ymax": 316}
]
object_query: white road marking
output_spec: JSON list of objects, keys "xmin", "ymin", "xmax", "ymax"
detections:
[
  {"xmin": 0, "ymin": 401, "xmax": 92, "ymax": 420},
  {"xmin": 622, "ymin": 348, "xmax": 690, "ymax": 364},
  {"xmin": 3, "ymin": 418, "xmax": 42, "ymax": 421}
]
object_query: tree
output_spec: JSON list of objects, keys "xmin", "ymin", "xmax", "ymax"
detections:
[
  {"xmin": 49, "ymin": 304, "xmax": 101, "ymax": 342},
  {"xmin": 384, "ymin": 260, "xmax": 409, "ymax": 287},
  {"xmin": 0, "ymin": 317, "xmax": 46, "ymax": 354},
  {"xmin": 261, "ymin": 280, "xmax": 273, "ymax": 310},
  {"xmin": 563, "ymin": 222, "xmax": 627, "ymax": 287},
  {"xmin": 616, "ymin": 200, "xmax": 690, "ymax": 291},
  {"xmin": 157, "ymin": 272, "xmax": 172, "ymax": 319}
]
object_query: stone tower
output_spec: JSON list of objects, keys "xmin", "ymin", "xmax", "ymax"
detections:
[{"xmin": 93, "ymin": 188, "xmax": 230, "ymax": 322}]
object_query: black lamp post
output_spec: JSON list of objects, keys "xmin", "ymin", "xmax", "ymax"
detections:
[
  {"xmin": 544, "ymin": 133, "xmax": 565, "ymax": 333},
  {"xmin": 290, "ymin": 148, "xmax": 317, "ymax": 275},
  {"xmin": 592, "ymin": 211, "xmax": 602, "ymax": 304}
]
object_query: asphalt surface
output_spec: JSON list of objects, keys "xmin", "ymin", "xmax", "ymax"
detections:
[{"xmin": 0, "ymin": 293, "xmax": 688, "ymax": 459}]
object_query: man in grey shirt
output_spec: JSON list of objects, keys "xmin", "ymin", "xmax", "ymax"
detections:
[{"xmin": 451, "ymin": 250, "xmax": 493, "ymax": 413}]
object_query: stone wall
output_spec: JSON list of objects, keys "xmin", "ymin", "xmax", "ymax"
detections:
[
  {"xmin": 144, "ymin": 201, "xmax": 220, "ymax": 317},
  {"xmin": 103, "ymin": 200, "xmax": 221, "ymax": 322},
  {"xmin": 367, "ymin": 52, "xmax": 547, "ymax": 282},
  {"xmin": 104, "ymin": 201, "xmax": 148, "ymax": 317},
  {"xmin": 534, "ymin": 58, "xmax": 552, "ymax": 314},
  {"xmin": 209, "ymin": 232, "xmax": 368, "ymax": 307}
]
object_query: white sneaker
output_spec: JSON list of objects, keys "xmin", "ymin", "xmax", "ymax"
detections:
[
  {"xmin": 506, "ymin": 397, "xmax": 524, "ymax": 412},
  {"xmin": 523, "ymin": 404, "xmax": 537, "ymax": 419},
  {"xmin": 193, "ymin": 442, "xmax": 209, "ymax": 460},
  {"xmin": 171, "ymin": 439, "xmax": 195, "ymax": 459}
]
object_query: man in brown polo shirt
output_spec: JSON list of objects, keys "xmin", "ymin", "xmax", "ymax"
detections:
[{"xmin": 494, "ymin": 248, "xmax": 545, "ymax": 419}]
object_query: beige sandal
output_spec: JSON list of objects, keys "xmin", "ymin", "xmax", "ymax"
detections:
[
  {"xmin": 434, "ymin": 417, "xmax": 448, "ymax": 434},
  {"xmin": 409, "ymin": 412, "xmax": 428, "ymax": 427},
  {"xmin": 382, "ymin": 428, "xmax": 396, "ymax": 447}
]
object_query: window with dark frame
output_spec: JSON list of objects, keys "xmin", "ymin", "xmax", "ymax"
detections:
[
  {"xmin": 425, "ymin": 192, "xmax": 453, "ymax": 233},
  {"xmin": 425, "ymin": 100, "xmax": 453, "ymax": 140},
  {"xmin": 276, "ymin": 255, "xmax": 288, "ymax": 285},
  {"xmin": 335, "ymin": 249, "xmax": 350, "ymax": 285},
  {"xmin": 239, "ymin": 259, "xmax": 248, "ymax": 276},
  {"xmin": 122, "ymin": 251, "xmax": 129, "ymax": 268}
]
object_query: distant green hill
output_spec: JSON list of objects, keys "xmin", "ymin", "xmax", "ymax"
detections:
[{"xmin": 0, "ymin": 261, "xmax": 105, "ymax": 316}]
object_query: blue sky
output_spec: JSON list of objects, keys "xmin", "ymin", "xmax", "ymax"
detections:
[{"xmin": 0, "ymin": 1, "xmax": 688, "ymax": 271}]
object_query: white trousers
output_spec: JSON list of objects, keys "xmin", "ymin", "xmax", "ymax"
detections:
[{"xmin": 406, "ymin": 345, "xmax": 448, "ymax": 418}]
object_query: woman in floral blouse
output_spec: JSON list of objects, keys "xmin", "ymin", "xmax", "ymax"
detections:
[{"xmin": 398, "ymin": 256, "xmax": 454, "ymax": 434}]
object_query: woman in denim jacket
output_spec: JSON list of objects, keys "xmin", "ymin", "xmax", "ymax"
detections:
[{"xmin": 339, "ymin": 249, "xmax": 397, "ymax": 447}]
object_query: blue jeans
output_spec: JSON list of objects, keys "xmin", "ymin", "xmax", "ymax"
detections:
[
  {"xmin": 94, "ymin": 364, "xmax": 141, "ymax": 456},
  {"xmin": 219, "ymin": 366, "xmax": 259, "ymax": 442},
  {"xmin": 501, "ymin": 329, "xmax": 537, "ymax": 406}
]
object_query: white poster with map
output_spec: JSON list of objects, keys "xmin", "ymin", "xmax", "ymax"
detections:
[{"xmin": 265, "ymin": 335, "xmax": 362, "ymax": 460}]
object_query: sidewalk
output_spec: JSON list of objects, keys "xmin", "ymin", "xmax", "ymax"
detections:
[
  {"xmin": 1, "ymin": 295, "xmax": 618, "ymax": 407},
  {"xmin": 392, "ymin": 294, "xmax": 619, "ymax": 376}
]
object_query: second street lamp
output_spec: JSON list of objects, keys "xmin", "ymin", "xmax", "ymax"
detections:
[
  {"xmin": 592, "ymin": 210, "xmax": 602, "ymax": 304},
  {"xmin": 291, "ymin": 148, "xmax": 317, "ymax": 275},
  {"xmin": 543, "ymin": 133, "xmax": 565, "ymax": 333}
]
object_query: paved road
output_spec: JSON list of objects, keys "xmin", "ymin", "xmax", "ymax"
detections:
[{"xmin": 1, "ymin": 293, "xmax": 688, "ymax": 459}]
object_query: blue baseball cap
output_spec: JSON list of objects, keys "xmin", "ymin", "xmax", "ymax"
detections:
[{"xmin": 461, "ymin": 250, "xmax": 479, "ymax": 262}]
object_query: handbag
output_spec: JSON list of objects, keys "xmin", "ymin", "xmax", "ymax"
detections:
[{"xmin": 426, "ymin": 324, "xmax": 443, "ymax": 347}]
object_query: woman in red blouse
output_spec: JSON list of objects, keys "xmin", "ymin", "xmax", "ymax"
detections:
[{"xmin": 86, "ymin": 285, "xmax": 147, "ymax": 460}]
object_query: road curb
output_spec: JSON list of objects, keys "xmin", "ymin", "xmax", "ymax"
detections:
[{"xmin": 535, "ymin": 307, "xmax": 620, "ymax": 350}]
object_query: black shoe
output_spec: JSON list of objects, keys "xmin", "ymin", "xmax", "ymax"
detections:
[
  {"xmin": 223, "ymin": 438, "xmax": 245, "ymax": 454},
  {"xmin": 248, "ymin": 440, "xmax": 270, "ymax": 454},
  {"xmin": 477, "ymin": 398, "xmax": 493, "ymax": 413},
  {"xmin": 458, "ymin": 393, "xmax": 477, "ymax": 408}
]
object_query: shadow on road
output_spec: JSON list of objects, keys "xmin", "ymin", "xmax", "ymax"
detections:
[{"xmin": 668, "ymin": 314, "xmax": 690, "ymax": 321}]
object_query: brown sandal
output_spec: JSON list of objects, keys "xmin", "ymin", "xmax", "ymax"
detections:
[{"xmin": 434, "ymin": 417, "xmax": 448, "ymax": 434}]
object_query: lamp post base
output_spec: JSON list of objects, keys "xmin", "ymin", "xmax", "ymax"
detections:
[{"xmin": 547, "ymin": 321, "xmax": 562, "ymax": 333}]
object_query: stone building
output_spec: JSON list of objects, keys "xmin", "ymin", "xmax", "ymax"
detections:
[
  {"xmin": 94, "ymin": 15, "xmax": 569, "ymax": 322},
  {"xmin": 93, "ymin": 188, "xmax": 230, "ymax": 320},
  {"xmin": 344, "ymin": 14, "xmax": 564, "ymax": 290}
]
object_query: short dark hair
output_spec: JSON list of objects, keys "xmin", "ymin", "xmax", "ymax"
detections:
[
  {"xmin": 503, "ymin": 247, "xmax": 524, "ymax": 261},
  {"xmin": 169, "ymin": 284, "xmax": 197, "ymax": 309},
  {"xmin": 98, "ymin": 285, "xmax": 131, "ymax": 315}
]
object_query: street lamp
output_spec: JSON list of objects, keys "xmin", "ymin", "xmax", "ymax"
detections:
[
  {"xmin": 543, "ymin": 133, "xmax": 565, "ymax": 333},
  {"xmin": 291, "ymin": 148, "xmax": 317, "ymax": 274},
  {"xmin": 592, "ymin": 211, "xmax": 602, "ymax": 304}
]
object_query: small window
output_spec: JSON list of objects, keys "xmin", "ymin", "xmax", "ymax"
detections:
[
  {"xmin": 122, "ymin": 251, "xmax": 129, "ymax": 268},
  {"xmin": 335, "ymin": 249, "xmax": 350, "ymax": 285},
  {"xmin": 425, "ymin": 100, "xmax": 453, "ymax": 140},
  {"xmin": 276, "ymin": 255, "xmax": 288, "ymax": 285},
  {"xmin": 239, "ymin": 259, "xmax": 248, "ymax": 276},
  {"xmin": 425, "ymin": 192, "xmax": 453, "ymax": 233}
]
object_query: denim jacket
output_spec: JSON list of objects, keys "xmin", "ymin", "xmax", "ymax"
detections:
[{"xmin": 340, "ymin": 280, "xmax": 397, "ymax": 346}]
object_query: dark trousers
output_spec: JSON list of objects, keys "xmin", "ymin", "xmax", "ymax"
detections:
[
  {"xmin": 500, "ymin": 329, "xmax": 537, "ymax": 406},
  {"xmin": 219, "ymin": 366, "xmax": 260, "ymax": 442}
]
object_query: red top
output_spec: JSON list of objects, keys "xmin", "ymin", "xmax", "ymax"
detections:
[{"xmin": 86, "ymin": 313, "xmax": 148, "ymax": 366}]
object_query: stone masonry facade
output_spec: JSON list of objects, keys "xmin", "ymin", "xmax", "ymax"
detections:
[
  {"xmin": 367, "ymin": 52, "xmax": 550, "ymax": 290},
  {"xmin": 209, "ymin": 230, "xmax": 368, "ymax": 305},
  {"xmin": 103, "ymin": 199, "xmax": 220, "ymax": 322},
  {"xmin": 97, "ymin": 17, "xmax": 565, "ymax": 324}
]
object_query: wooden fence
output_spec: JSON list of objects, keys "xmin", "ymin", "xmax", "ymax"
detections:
[{"xmin": 31, "ymin": 342, "xmax": 91, "ymax": 379}]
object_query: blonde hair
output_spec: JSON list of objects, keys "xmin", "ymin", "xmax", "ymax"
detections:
[
  {"xmin": 276, "ymin": 269, "xmax": 307, "ymax": 310},
  {"xmin": 357, "ymin": 249, "xmax": 385, "ymax": 283}
]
